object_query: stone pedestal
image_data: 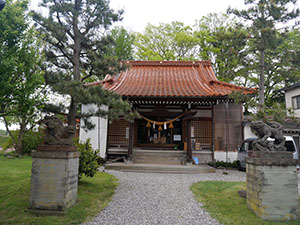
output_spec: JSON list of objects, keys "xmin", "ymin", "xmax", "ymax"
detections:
[
  {"xmin": 29, "ymin": 145, "xmax": 80, "ymax": 214},
  {"xmin": 246, "ymin": 151, "xmax": 299, "ymax": 221}
]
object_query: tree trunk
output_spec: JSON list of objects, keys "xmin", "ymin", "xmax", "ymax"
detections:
[
  {"xmin": 66, "ymin": 2, "xmax": 80, "ymax": 136},
  {"xmin": 258, "ymin": 6, "xmax": 265, "ymax": 112},
  {"xmin": 15, "ymin": 120, "xmax": 26, "ymax": 155},
  {"xmin": 3, "ymin": 116, "xmax": 17, "ymax": 148},
  {"xmin": 73, "ymin": 2, "xmax": 81, "ymax": 81},
  {"xmin": 259, "ymin": 48, "xmax": 265, "ymax": 111},
  {"xmin": 68, "ymin": 97, "xmax": 77, "ymax": 130}
]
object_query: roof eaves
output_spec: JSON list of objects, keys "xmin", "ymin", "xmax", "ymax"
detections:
[
  {"xmin": 282, "ymin": 82, "xmax": 300, "ymax": 92},
  {"xmin": 210, "ymin": 80, "xmax": 257, "ymax": 93}
]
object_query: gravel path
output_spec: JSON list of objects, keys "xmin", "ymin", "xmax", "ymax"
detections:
[{"xmin": 84, "ymin": 170, "xmax": 247, "ymax": 225}]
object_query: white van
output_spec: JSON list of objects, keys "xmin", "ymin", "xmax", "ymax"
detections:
[{"xmin": 237, "ymin": 136, "xmax": 299, "ymax": 172}]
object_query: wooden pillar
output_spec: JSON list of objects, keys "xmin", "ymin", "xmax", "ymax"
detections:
[
  {"xmin": 128, "ymin": 121, "xmax": 134, "ymax": 161},
  {"xmin": 187, "ymin": 119, "xmax": 192, "ymax": 162},
  {"xmin": 212, "ymin": 106, "xmax": 215, "ymax": 161}
]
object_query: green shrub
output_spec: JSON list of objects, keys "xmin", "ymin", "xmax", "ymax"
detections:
[
  {"xmin": 0, "ymin": 136, "xmax": 10, "ymax": 148},
  {"xmin": 1, "ymin": 130, "xmax": 44, "ymax": 154},
  {"xmin": 2, "ymin": 135, "xmax": 13, "ymax": 150},
  {"xmin": 22, "ymin": 130, "xmax": 44, "ymax": 154},
  {"xmin": 75, "ymin": 138, "xmax": 103, "ymax": 179},
  {"xmin": 208, "ymin": 160, "xmax": 238, "ymax": 169}
]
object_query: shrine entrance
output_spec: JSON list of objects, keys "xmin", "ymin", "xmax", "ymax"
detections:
[{"xmin": 137, "ymin": 116, "xmax": 183, "ymax": 149}]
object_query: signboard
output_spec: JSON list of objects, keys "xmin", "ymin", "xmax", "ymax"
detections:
[
  {"xmin": 173, "ymin": 134, "xmax": 181, "ymax": 141},
  {"xmin": 191, "ymin": 126, "xmax": 195, "ymax": 138},
  {"xmin": 125, "ymin": 127, "xmax": 129, "ymax": 139}
]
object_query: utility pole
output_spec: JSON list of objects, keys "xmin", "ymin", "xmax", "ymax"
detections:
[{"xmin": 225, "ymin": 101, "xmax": 229, "ymax": 173}]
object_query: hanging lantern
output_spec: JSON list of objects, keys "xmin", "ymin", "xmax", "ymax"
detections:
[
  {"xmin": 158, "ymin": 126, "xmax": 163, "ymax": 131},
  {"xmin": 146, "ymin": 121, "xmax": 151, "ymax": 128},
  {"xmin": 169, "ymin": 122, "xmax": 174, "ymax": 129},
  {"xmin": 153, "ymin": 122, "xmax": 155, "ymax": 129},
  {"xmin": 164, "ymin": 122, "xmax": 167, "ymax": 130}
]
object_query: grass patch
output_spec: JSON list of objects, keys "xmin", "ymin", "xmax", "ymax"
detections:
[
  {"xmin": 0, "ymin": 154, "xmax": 118, "ymax": 225},
  {"xmin": 190, "ymin": 181, "xmax": 300, "ymax": 225}
]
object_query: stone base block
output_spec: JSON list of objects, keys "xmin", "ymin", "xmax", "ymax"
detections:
[
  {"xmin": 246, "ymin": 151, "xmax": 299, "ymax": 221},
  {"xmin": 29, "ymin": 147, "xmax": 80, "ymax": 212}
]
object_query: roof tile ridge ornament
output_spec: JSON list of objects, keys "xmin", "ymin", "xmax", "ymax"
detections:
[
  {"xmin": 209, "ymin": 80, "xmax": 257, "ymax": 92},
  {"xmin": 84, "ymin": 74, "xmax": 114, "ymax": 87}
]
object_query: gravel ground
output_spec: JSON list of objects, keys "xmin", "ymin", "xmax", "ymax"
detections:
[
  {"xmin": 84, "ymin": 170, "xmax": 300, "ymax": 225},
  {"xmin": 84, "ymin": 170, "xmax": 247, "ymax": 225}
]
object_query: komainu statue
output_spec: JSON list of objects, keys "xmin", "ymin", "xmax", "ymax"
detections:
[
  {"xmin": 250, "ymin": 121, "xmax": 286, "ymax": 151},
  {"xmin": 43, "ymin": 116, "xmax": 75, "ymax": 146}
]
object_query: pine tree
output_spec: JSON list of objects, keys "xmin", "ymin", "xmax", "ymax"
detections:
[
  {"xmin": 32, "ymin": 0, "xmax": 134, "ymax": 136},
  {"xmin": 228, "ymin": 0, "xmax": 299, "ymax": 111}
]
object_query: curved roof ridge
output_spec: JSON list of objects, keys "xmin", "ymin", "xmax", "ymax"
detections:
[
  {"xmin": 109, "ymin": 69, "xmax": 129, "ymax": 91},
  {"xmin": 125, "ymin": 60, "xmax": 212, "ymax": 67},
  {"xmin": 210, "ymin": 80, "xmax": 257, "ymax": 92}
]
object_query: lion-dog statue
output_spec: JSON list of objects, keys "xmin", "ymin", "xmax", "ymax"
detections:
[
  {"xmin": 43, "ymin": 116, "xmax": 75, "ymax": 146},
  {"xmin": 250, "ymin": 121, "xmax": 286, "ymax": 151}
]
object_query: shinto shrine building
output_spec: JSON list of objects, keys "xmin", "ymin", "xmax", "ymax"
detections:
[{"xmin": 80, "ymin": 61, "xmax": 255, "ymax": 164}]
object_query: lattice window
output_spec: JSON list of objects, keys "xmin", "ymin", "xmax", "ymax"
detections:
[
  {"xmin": 108, "ymin": 119, "xmax": 129, "ymax": 147},
  {"xmin": 191, "ymin": 119, "xmax": 212, "ymax": 150}
]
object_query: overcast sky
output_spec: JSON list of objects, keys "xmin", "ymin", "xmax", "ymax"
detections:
[
  {"xmin": 108, "ymin": 0, "xmax": 247, "ymax": 32},
  {"xmin": 29, "ymin": 0, "xmax": 300, "ymax": 31},
  {"xmin": 29, "ymin": 0, "xmax": 250, "ymax": 32}
]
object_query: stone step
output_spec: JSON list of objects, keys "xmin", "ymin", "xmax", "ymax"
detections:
[
  {"xmin": 105, "ymin": 163, "xmax": 215, "ymax": 174},
  {"xmin": 133, "ymin": 150, "xmax": 186, "ymax": 164}
]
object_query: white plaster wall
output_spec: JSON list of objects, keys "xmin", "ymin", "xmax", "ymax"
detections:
[
  {"xmin": 285, "ymin": 87, "xmax": 300, "ymax": 117},
  {"xmin": 244, "ymin": 123, "xmax": 256, "ymax": 140},
  {"xmin": 79, "ymin": 104, "xmax": 108, "ymax": 159},
  {"xmin": 214, "ymin": 151, "xmax": 238, "ymax": 162}
]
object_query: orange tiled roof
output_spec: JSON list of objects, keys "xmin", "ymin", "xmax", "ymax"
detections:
[{"xmin": 90, "ymin": 61, "xmax": 256, "ymax": 97}]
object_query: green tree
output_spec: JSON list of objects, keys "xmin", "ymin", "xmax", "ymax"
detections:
[
  {"xmin": 111, "ymin": 26, "xmax": 135, "ymax": 60},
  {"xmin": 0, "ymin": 0, "xmax": 46, "ymax": 155},
  {"xmin": 194, "ymin": 13, "xmax": 253, "ymax": 86},
  {"xmin": 229, "ymin": 0, "xmax": 299, "ymax": 110},
  {"xmin": 260, "ymin": 29, "xmax": 300, "ymax": 107},
  {"xmin": 134, "ymin": 21, "xmax": 198, "ymax": 60},
  {"xmin": 32, "ymin": 0, "xmax": 134, "ymax": 136},
  {"xmin": 0, "ymin": 0, "xmax": 28, "ymax": 116}
]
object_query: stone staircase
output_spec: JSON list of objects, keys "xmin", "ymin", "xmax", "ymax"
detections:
[
  {"xmin": 105, "ymin": 163, "xmax": 215, "ymax": 174},
  {"xmin": 132, "ymin": 149, "xmax": 186, "ymax": 165},
  {"xmin": 105, "ymin": 148, "xmax": 215, "ymax": 174}
]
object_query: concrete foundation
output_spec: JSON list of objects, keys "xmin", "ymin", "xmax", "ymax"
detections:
[
  {"xmin": 246, "ymin": 151, "xmax": 299, "ymax": 221},
  {"xmin": 29, "ymin": 145, "xmax": 80, "ymax": 213}
]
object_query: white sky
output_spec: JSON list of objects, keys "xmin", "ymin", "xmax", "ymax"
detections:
[
  {"xmin": 108, "ymin": 0, "xmax": 246, "ymax": 32},
  {"xmin": 29, "ymin": 0, "xmax": 248, "ymax": 32}
]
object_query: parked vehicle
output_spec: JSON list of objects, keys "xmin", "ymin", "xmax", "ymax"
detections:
[{"xmin": 237, "ymin": 136, "xmax": 300, "ymax": 172}]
